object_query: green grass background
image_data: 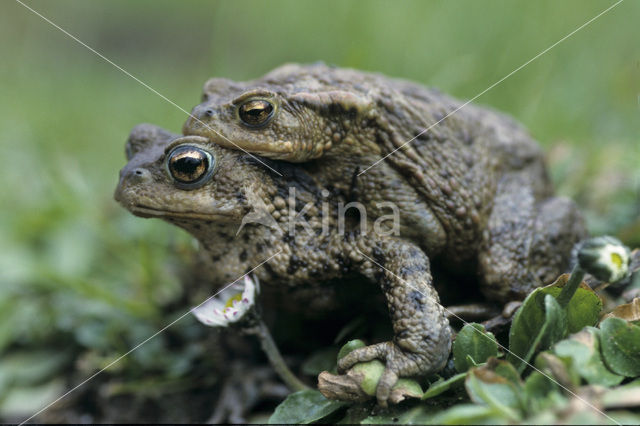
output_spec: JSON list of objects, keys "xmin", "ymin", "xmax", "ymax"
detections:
[{"xmin": 0, "ymin": 0, "xmax": 638, "ymax": 420}]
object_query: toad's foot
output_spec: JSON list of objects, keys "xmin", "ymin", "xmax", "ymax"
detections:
[{"xmin": 338, "ymin": 341, "xmax": 435, "ymax": 406}]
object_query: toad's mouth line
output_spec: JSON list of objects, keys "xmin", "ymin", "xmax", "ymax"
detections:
[
  {"xmin": 187, "ymin": 130, "xmax": 295, "ymax": 155},
  {"xmin": 131, "ymin": 205, "xmax": 234, "ymax": 221}
]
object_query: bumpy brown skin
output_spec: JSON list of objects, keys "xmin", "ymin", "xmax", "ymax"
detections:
[
  {"xmin": 182, "ymin": 63, "xmax": 585, "ymax": 266},
  {"xmin": 115, "ymin": 125, "xmax": 453, "ymax": 404},
  {"xmin": 118, "ymin": 63, "xmax": 586, "ymax": 403}
]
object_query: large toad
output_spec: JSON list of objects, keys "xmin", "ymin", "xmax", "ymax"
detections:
[
  {"xmin": 181, "ymin": 63, "xmax": 587, "ymax": 272},
  {"xmin": 116, "ymin": 98, "xmax": 585, "ymax": 404}
]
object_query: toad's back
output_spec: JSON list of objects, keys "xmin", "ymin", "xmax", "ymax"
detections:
[
  {"xmin": 267, "ymin": 65, "xmax": 553, "ymax": 258},
  {"xmin": 183, "ymin": 63, "xmax": 581, "ymax": 285}
]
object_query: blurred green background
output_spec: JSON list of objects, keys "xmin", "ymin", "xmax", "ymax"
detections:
[{"xmin": 0, "ymin": 0, "xmax": 638, "ymax": 422}]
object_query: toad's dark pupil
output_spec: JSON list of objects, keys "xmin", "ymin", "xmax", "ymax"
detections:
[
  {"xmin": 169, "ymin": 149, "xmax": 208, "ymax": 183},
  {"xmin": 239, "ymin": 100, "xmax": 273, "ymax": 126}
]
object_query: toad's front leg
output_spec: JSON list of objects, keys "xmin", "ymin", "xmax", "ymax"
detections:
[{"xmin": 339, "ymin": 237, "xmax": 451, "ymax": 406}]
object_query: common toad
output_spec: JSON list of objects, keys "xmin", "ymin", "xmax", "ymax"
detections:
[{"xmin": 116, "ymin": 66, "xmax": 586, "ymax": 404}]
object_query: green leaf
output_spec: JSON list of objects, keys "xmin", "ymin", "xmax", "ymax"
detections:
[
  {"xmin": 335, "ymin": 406, "xmax": 371, "ymax": 424},
  {"xmin": 523, "ymin": 372, "xmax": 556, "ymax": 400},
  {"xmin": 606, "ymin": 412, "xmax": 640, "ymax": 425},
  {"xmin": 486, "ymin": 357, "xmax": 522, "ymax": 384},
  {"xmin": 361, "ymin": 405, "xmax": 440, "ymax": 424},
  {"xmin": 601, "ymin": 378, "xmax": 640, "ymax": 409},
  {"xmin": 541, "ymin": 274, "xmax": 603, "ymax": 333},
  {"xmin": 600, "ymin": 317, "xmax": 640, "ymax": 377},
  {"xmin": 268, "ymin": 389, "xmax": 346, "ymax": 424},
  {"xmin": 0, "ymin": 379, "xmax": 66, "ymax": 418},
  {"xmin": 558, "ymin": 410, "xmax": 618, "ymax": 425},
  {"xmin": 534, "ymin": 352, "xmax": 581, "ymax": 390},
  {"xmin": 429, "ymin": 404, "xmax": 510, "ymax": 425},
  {"xmin": 453, "ymin": 323, "xmax": 499, "ymax": 373},
  {"xmin": 337, "ymin": 339, "xmax": 365, "ymax": 362},
  {"xmin": 422, "ymin": 372, "xmax": 467, "ymax": 400},
  {"xmin": 345, "ymin": 359, "xmax": 423, "ymax": 399},
  {"xmin": 522, "ymin": 371, "xmax": 566, "ymax": 413},
  {"xmin": 553, "ymin": 327, "xmax": 624, "ymax": 386},
  {"xmin": 0, "ymin": 350, "xmax": 71, "ymax": 388},
  {"xmin": 464, "ymin": 359, "xmax": 525, "ymax": 421},
  {"xmin": 392, "ymin": 378, "xmax": 424, "ymax": 399},
  {"xmin": 508, "ymin": 292, "xmax": 567, "ymax": 372},
  {"xmin": 351, "ymin": 360, "xmax": 385, "ymax": 396}
]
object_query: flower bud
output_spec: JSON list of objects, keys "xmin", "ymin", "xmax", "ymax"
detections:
[{"xmin": 577, "ymin": 236, "xmax": 631, "ymax": 283}]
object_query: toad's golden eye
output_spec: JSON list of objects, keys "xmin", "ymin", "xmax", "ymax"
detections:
[
  {"xmin": 238, "ymin": 99, "xmax": 274, "ymax": 127},
  {"xmin": 167, "ymin": 145, "xmax": 214, "ymax": 188}
]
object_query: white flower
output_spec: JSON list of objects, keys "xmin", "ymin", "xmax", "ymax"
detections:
[
  {"xmin": 192, "ymin": 275, "xmax": 258, "ymax": 327},
  {"xmin": 577, "ymin": 236, "xmax": 631, "ymax": 283}
]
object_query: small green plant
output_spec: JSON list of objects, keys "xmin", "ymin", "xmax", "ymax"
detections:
[{"xmin": 269, "ymin": 238, "xmax": 640, "ymax": 424}]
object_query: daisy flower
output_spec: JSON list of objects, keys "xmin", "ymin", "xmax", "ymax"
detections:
[
  {"xmin": 577, "ymin": 236, "xmax": 631, "ymax": 283},
  {"xmin": 192, "ymin": 275, "xmax": 258, "ymax": 327}
]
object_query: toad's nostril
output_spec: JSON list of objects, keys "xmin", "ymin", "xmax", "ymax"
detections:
[
  {"xmin": 130, "ymin": 167, "xmax": 151, "ymax": 181},
  {"xmin": 203, "ymin": 108, "xmax": 214, "ymax": 118}
]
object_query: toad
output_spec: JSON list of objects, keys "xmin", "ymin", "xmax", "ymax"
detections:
[
  {"xmin": 182, "ymin": 63, "xmax": 586, "ymax": 273},
  {"xmin": 116, "ymin": 66, "xmax": 586, "ymax": 404}
]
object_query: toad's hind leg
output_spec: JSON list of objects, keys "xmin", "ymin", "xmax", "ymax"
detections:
[
  {"xmin": 478, "ymin": 173, "xmax": 587, "ymax": 302},
  {"xmin": 339, "ymin": 237, "xmax": 451, "ymax": 406}
]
